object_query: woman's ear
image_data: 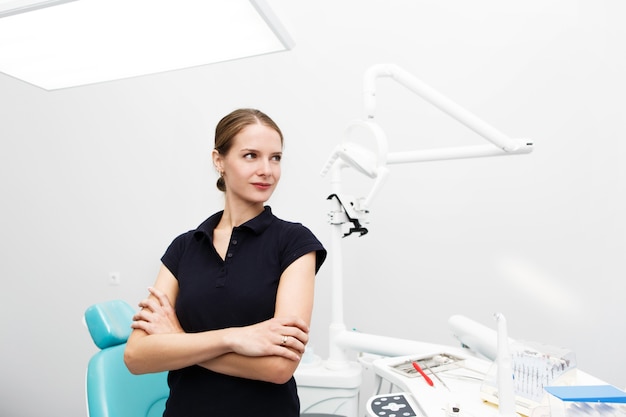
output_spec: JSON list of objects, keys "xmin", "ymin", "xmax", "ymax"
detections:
[{"xmin": 212, "ymin": 149, "xmax": 223, "ymax": 173}]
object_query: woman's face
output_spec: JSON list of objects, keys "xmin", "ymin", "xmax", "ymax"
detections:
[{"xmin": 214, "ymin": 123, "xmax": 283, "ymax": 206}]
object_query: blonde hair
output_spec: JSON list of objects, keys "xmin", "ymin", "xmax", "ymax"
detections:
[{"xmin": 214, "ymin": 108, "xmax": 284, "ymax": 192}]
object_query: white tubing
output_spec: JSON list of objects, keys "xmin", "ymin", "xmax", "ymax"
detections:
[
  {"xmin": 327, "ymin": 164, "xmax": 350, "ymax": 367},
  {"xmin": 494, "ymin": 313, "xmax": 516, "ymax": 417},
  {"xmin": 334, "ymin": 330, "xmax": 453, "ymax": 358}
]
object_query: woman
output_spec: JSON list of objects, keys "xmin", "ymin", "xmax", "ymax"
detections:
[{"xmin": 124, "ymin": 108, "xmax": 327, "ymax": 416}]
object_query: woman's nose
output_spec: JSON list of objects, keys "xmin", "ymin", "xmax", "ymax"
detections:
[{"xmin": 257, "ymin": 160, "xmax": 272, "ymax": 176}]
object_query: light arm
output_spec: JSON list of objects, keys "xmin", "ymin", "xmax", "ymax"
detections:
[{"xmin": 363, "ymin": 63, "xmax": 533, "ymax": 154}]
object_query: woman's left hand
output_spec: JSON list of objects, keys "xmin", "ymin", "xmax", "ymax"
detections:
[{"xmin": 131, "ymin": 286, "xmax": 184, "ymax": 335}]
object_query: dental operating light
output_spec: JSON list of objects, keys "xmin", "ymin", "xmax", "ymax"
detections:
[
  {"xmin": 0, "ymin": 0, "xmax": 294, "ymax": 90},
  {"xmin": 322, "ymin": 63, "xmax": 533, "ymax": 222},
  {"xmin": 321, "ymin": 64, "xmax": 534, "ymax": 369}
]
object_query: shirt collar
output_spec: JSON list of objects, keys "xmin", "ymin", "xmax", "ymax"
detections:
[{"xmin": 193, "ymin": 206, "xmax": 274, "ymax": 240}]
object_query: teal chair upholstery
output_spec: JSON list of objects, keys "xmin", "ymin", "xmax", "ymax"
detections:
[{"xmin": 85, "ymin": 300, "xmax": 169, "ymax": 417}]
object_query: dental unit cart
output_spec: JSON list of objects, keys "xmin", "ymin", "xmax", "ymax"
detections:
[
  {"xmin": 299, "ymin": 64, "xmax": 618, "ymax": 417},
  {"xmin": 364, "ymin": 345, "xmax": 609, "ymax": 417}
]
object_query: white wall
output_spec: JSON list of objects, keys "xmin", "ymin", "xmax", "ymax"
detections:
[{"xmin": 1, "ymin": 1, "xmax": 624, "ymax": 416}]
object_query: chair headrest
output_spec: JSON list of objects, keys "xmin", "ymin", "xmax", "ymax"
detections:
[{"xmin": 85, "ymin": 300, "xmax": 135, "ymax": 349}]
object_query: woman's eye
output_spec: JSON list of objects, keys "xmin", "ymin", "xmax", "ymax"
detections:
[
  {"xmin": 271, "ymin": 155, "xmax": 282, "ymax": 162},
  {"xmin": 244, "ymin": 153, "xmax": 256, "ymax": 159}
]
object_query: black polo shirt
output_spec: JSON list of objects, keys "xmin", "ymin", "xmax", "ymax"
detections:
[{"xmin": 161, "ymin": 206, "xmax": 326, "ymax": 417}]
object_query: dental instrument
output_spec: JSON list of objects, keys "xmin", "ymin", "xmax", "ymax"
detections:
[
  {"xmin": 412, "ymin": 361, "xmax": 434, "ymax": 387},
  {"xmin": 422, "ymin": 359, "xmax": 451, "ymax": 391}
]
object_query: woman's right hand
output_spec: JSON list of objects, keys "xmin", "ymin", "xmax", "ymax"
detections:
[{"xmin": 131, "ymin": 286, "xmax": 184, "ymax": 335}]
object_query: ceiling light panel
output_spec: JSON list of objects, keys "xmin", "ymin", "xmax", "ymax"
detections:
[
  {"xmin": 0, "ymin": 0, "xmax": 76, "ymax": 18},
  {"xmin": 0, "ymin": 0, "xmax": 294, "ymax": 90}
]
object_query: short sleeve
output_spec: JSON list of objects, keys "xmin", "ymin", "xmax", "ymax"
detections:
[
  {"xmin": 160, "ymin": 232, "xmax": 189, "ymax": 278},
  {"xmin": 279, "ymin": 223, "xmax": 327, "ymax": 274}
]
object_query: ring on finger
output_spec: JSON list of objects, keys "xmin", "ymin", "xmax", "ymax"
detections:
[{"xmin": 281, "ymin": 335, "xmax": 288, "ymax": 346}]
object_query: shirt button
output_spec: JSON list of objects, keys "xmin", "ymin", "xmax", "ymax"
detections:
[
  {"xmin": 231, "ymin": 239, "xmax": 238, "ymax": 245},
  {"xmin": 227, "ymin": 253, "xmax": 233, "ymax": 258}
]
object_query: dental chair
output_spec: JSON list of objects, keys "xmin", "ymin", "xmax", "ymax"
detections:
[
  {"xmin": 84, "ymin": 299, "xmax": 169, "ymax": 417},
  {"xmin": 85, "ymin": 299, "xmax": 341, "ymax": 417}
]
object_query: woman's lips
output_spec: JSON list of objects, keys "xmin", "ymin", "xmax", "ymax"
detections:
[{"xmin": 252, "ymin": 182, "xmax": 272, "ymax": 190}]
